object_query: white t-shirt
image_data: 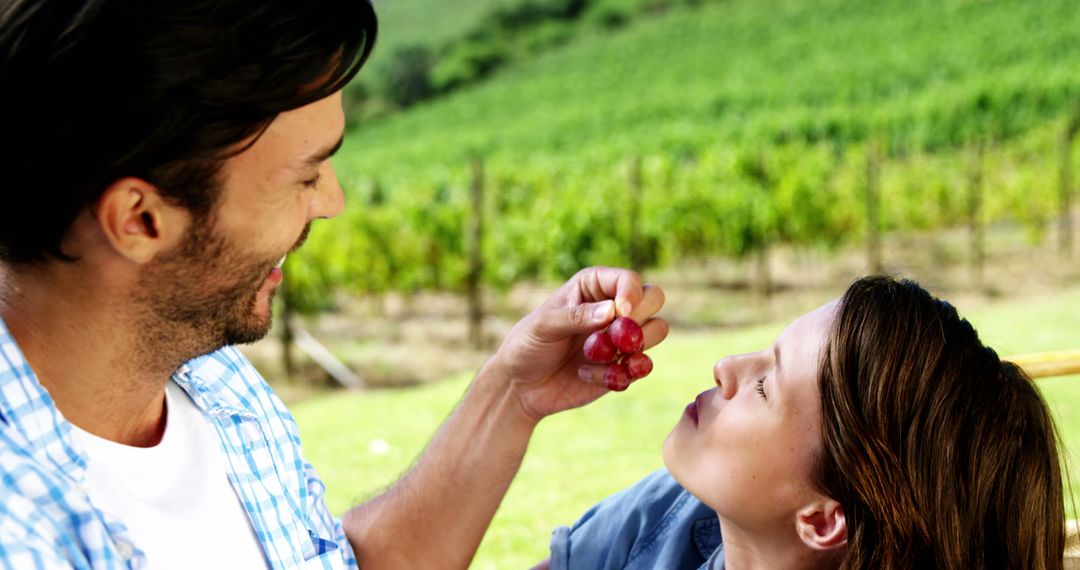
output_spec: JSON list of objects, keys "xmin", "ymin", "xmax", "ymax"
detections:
[{"xmin": 69, "ymin": 381, "xmax": 269, "ymax": 569}]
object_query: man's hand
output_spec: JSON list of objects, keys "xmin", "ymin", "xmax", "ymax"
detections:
[
  {"xmin": 485, "ymin": 266, "xmax": 669, "ymax": 422},
  {"xmin": 345, "ymin": 267, "xmax": 667, "ymax": 568}
]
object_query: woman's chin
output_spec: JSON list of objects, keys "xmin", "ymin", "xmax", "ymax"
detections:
[{"xmin": 660, "ymin": 429, "xmax": 680, "ymax": 474}]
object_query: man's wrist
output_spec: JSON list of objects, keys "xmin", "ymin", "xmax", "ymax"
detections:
[{"xmin": 474, "ymin": 356, "xmax": 542, "ymax": 431}]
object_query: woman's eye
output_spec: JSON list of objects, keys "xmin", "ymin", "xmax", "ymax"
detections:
[
  {"xmin": 302, "ymin": 173, "xmax": 322, "ymax": 189},
  {"xmin": 755, "ymin": 376, "xmax": 767, "ymax": 400}
]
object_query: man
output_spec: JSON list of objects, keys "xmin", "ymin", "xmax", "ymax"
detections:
[{"xmin": 0, "ymin": 1, "xmax": 668, "ymax": 568}]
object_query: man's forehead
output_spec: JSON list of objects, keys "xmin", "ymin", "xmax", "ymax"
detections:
[{"xmin": 231, "ymin": 94, "xmax": 346, "ymax": 172}]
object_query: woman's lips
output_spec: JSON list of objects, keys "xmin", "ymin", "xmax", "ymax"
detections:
[
  {"xmin": 685, "ymin": 391, "xmax": 709, "ymax": 427},
  {"xmin": 685, "ymin": 400, "xmax": 699, "ymax": 425}
]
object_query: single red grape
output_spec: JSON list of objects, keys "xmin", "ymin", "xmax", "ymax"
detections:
[
  {"xmin": 604, "ymin": 363, "xmax": 632, "ymax": 391},
  {"xmin": 583, "ymin": 330, "xmax": 617, "ymax": 363},
  {"xmin": 626, "ymin": 352, "xmax": 653, "ymax": 379},
  {"xmin": 608, "ymin": 317, "xmax": 644, "ymax": 354}
]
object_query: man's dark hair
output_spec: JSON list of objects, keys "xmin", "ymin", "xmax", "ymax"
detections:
[{"xmin": 0, "ymin": 0, "xmax": 377, "ymax": 264}]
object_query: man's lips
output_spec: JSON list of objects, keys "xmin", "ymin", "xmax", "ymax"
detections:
[
  {"xmin": 264, "ymin": 266, "xmax": 284, "ymax": 288},
  {"xmin": 258, "ymin": 223, "xmax": 310, "ymax": 291}
]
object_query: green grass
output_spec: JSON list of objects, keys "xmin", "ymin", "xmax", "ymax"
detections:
[{"xmin": 292, "ymin": 285, "xmax": 1080, "ymax": 567}]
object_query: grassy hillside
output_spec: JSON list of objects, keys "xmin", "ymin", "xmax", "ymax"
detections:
[
  {"xmin": 293, "ymin": 285, "xmax": 1080, "ymax": 568},
  {"xmin": 372, "ymin": 0, "xmax": 516, "ymax": 49},
  {"xmin": 363, "ymin": 0, "xmax": 520, "ymax": 71},
  {"xmin": 342, "ymin": 0, "xmax": 1079, "ymax": 176}
]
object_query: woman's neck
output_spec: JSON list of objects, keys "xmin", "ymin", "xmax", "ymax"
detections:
[{"xmin": 717, "ymin": 517, "xmax": 837, "ymax": 570}]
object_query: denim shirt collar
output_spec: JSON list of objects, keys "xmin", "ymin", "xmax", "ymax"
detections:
[{"xmin": 692, "ymin": 516, "xmax": 722, "ymax": 559}]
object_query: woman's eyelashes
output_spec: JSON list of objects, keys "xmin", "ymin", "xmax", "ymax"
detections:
[
  {"xmin": 755, "ymin": 375, "xmax": 767, "ymax": 400},
  {"xmin": 302, "ymin": 173, "xmax": 322, "ymax": 189}
]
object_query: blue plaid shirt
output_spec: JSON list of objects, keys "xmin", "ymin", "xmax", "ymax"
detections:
[{"xmin": 0, "ymin": 317, "xmax": 356, "ymax": 569}]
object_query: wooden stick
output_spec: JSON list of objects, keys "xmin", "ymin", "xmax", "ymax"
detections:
[
  {"xmin": 294, "ymin": 328, "xmax": 365, "ymax": 390},
  {"xmin": 1006, "ymin": 350, "xmax": 1080, "ymax": 379}
]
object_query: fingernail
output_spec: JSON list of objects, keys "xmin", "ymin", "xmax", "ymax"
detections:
[
  {"xmin": 578, "ymin": 366, "xmax": 592, "ymax": 381},
  {"xmin": 593, "ymin": 300, "xmax": 614, "ymax": 320},
  {"xmin": 618, "ymin": 301, "xmax": 632, "ymax": 317}
]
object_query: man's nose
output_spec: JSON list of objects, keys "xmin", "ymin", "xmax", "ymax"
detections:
[{"xmin": 310, "ymin": 163, "xmax": 345, "ymax": 220}]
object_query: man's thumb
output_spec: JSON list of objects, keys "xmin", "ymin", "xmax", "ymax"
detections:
[{"xmin": 539, "ymin": 300, "xmax": 615, "ymax": 338}]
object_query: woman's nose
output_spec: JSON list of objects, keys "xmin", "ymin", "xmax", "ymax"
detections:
[{"xmin": 713, "ymin": 356, "xmax": 738, "ymax": 400}]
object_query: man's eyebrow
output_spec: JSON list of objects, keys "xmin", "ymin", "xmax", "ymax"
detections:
[{"xmin": 300, "ymin": 131, "xmax": 345, "ymax": 169}]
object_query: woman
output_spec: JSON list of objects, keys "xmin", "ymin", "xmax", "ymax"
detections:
[{"xmin": 538, "ymin": 276, "xmax": 1066, "ymax": 569}]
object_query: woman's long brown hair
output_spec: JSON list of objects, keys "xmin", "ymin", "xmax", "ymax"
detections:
[{"xmin": 814, "ymin": 276, "xmax": 1065, "ymax": 569}]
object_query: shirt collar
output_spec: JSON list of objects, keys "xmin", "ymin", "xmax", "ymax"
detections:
[
  {"xmin": 0, "ymin": 316, "xmax": 253, "ymax": 480},
  {"xmin": 692, "ymin": 516, "xmax": 723, "ymax": 560},
  {"xmin": 170, "ymin": 348, "xmax": 262, "ymax": 420},
  {"xmin": 0, "ymin": 316, "xmax": 87, "ymax": 478}
]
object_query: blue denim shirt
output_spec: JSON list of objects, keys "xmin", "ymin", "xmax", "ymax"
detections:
[{"xmin": 550, "ymin": 469, "xmax": 724, "ymax": 570}]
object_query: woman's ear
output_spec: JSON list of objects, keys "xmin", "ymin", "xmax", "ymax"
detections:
[{"xmin": 796, "ymin": 499, "xmax": 847, "ymax": 551}]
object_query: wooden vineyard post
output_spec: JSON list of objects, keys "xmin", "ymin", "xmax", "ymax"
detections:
[
  {"xmin": 967, "ymin": 140, "xmax": 985, "ymax": 288},
  {"xmin": 865, "ymin": 141, "xmax": 883, "ymax": 274},
  {"xmin": 369, "ymin": 177, "xmax": 385, "ymax": 206},
  {"xmin": 629, "ymin": 156, "xmax": 645, "ymax": 272},
  {"xmin": 279, "ymin": 282, "xmax": 297, "ymax": 381},
  {"xmin": 467, "ymin": 157, "xmax": 486, "ymax": 350},
  {"xmin": 756, "ymin": 151, "xmax": 773, "ymax": 299},
  {"xmin": 1061, "ymin": 114, "xmax": 1079, "ymax": 259},
  {"xmin": 755, "ymin": 247, "xmax": 771, "ymax": 299}
]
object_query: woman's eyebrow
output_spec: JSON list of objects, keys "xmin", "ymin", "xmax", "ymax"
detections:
[{"xmin": 772, "ymin": 344, "xmax": 783, "ymax": 400}]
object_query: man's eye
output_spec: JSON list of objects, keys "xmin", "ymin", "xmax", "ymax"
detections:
[
  {"xmin": 755, "ymin": 376, "xmax": 767, "ymax": 400},
  {"xmin": 302, "ymin": 173, "xmax": 322, "ymax": 188}
]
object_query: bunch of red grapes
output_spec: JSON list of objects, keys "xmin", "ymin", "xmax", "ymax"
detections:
[{"xmin": 583, "ymin": 317, "xmax": 653, "ymax": 391}]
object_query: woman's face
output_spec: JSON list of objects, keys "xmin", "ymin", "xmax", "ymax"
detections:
[{"xmin": 663, "ymin": 302, "xmax": 837, "ymax": 531}]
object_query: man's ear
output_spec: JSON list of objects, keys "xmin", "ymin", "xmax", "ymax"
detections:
[
  {"xmin": 94, "ymin": 177, "xmax": 188, "ymax": 264},
  {"xmin": 796, "ymin": 498, "xmax": 847, "ymax": 551}
]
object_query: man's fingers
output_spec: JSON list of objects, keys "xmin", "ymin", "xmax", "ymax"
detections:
[
  {"xmin": 641, "ymin": 317, "xmax": 669, "ymax": 351},
  {"xmin": 575, "ymin": 267, "xmax": 644, "ymax": 318},
  {"xmin": 629, "ymin": 285, "xmax": 665, "ymax": 324},
  {"xmin": 576, "ymin": 363, "xmax": 645, "ymax": 390},
  {"xmin": 535, "ymin": 299, "xmax": 615, "ymax": 339},
  {"xmin": 532, "ymin": 267, "xmax": 666, "ymax": 350},
  {"xmin": 576, "ymin": 364, "xmax": 609, "ymax": 386}
]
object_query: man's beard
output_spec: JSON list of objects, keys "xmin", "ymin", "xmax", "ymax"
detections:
[{"xmin": 134, "ymin": 214, "xmax": 309, "ymax": 364}]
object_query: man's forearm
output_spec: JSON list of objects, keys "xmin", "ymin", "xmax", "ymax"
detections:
[{"xmin": 342, "ymin": 360, "xmax": 538, "ymax": 569}]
